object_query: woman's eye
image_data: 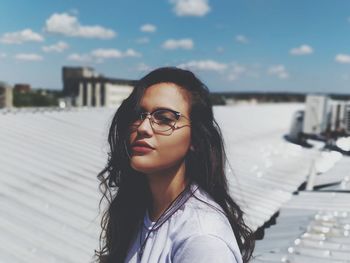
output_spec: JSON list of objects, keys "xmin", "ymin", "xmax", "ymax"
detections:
[
  {"xmin": 154, "ymin": 113, "xmax": 173, "ymax": 123},
  {"xmin": 157, "ymin": 116, "xmax": 172, "ymax": 122}
]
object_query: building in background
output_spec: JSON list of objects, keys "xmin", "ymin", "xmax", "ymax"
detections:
[
  {"xmin": 14, "ymin": 84, "xmax": 31, "ymax": 93},
  {"xmin": 62, "ymin": 66, "xmax": 136, "ymax": 107},
  {"xmin": 0, "ymin": 81, "xmax": 13, "ymax": 108}
]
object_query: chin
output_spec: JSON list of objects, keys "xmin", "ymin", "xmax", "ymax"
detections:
[
  {"xmin": 130, "ymin": 156, "xmax": 185, "ymax": 175},
  {"xmin": 130, "ymin": 158, "xmax": 157, "ymax": 174}
]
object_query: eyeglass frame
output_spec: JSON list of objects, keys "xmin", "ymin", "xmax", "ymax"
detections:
[{"xmin": 130, "ymin": 107, "xmax": 191, "ymax": 133}]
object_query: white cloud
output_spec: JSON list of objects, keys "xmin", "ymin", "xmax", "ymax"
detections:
[
  {"xmin": 228, "ymin": 64, "xmax": 246, "ymax": 81},
  {"xmin": 44, "ymin": 13, "xmax": 116, "ymax": 39},
  {"xmin": 0, "ymin": 53, "xmax": 6, "ymax": 58},
  {"xmin": 162, "ymin": 38, "xmax": 194, "ymax": 50},
  {"xmin": 178, "ymin": 60, "xmax": 227, "ymax": 71},
  {"xmin": 235, "ymin": 35, "xmax": 248, "ymax": 44},
  {"xmin": 68, "ymin": 48, "xmax": 141, "ymax": 63},
  {"xmin": 42, "ymin": 41, "xmax": 69, "ymax": 53},
  {"xmin": 124, "ymin": 49, "xmax": 142, "ymax": 57},
  {"xmin": 91, "ymin": 48, "xmax": 123, "ymax": 59},
  {"xmin": 268, "ymin": 64, "xmax": 289, "ymax": 79},
  {"xmin": 290, "ymin": 44, "xmax": 313, "ymax": 55},
  {"xmin": 0, "ymin": 29, "xmax": 44, "ymax": 44},
  {"xmin": 67, "ymin": 53, "xmax": 91, "ymax": 62},
  {"xmin": 137, "ymin": 62, "xmax": 152, "ymax": 72},
  {"xmin": 171, "ymin": 0, "xmax": 210, "ymax": 17},
  {"xmin": 140, "ymin": 24, "xmax": 157, "ymax": 33},
  {"xmin": 178, "ymin": 60, "xmax": 261, "ymax": 81},
  {"xmin": 91, "ymin": 48, "xmax": 141, "ymax": 59},
  {"xmin": 228, "ymin": 63, "xmax": 262, "ymax": 80},
  {"xmin": 335, "ymin": 54, "xmax": 350, "ymax": 64},
  {"xmin": 15, "ymin": 53, "xmax": 43, "ymax": 61},
  {"xmin": 136, "ymin": 37, "xmax": 150, "ymax": 44}
]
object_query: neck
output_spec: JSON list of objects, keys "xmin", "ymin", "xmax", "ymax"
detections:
[{"xmin": 146, "ymin": 161, "xmax": 188, "ymax": 222}]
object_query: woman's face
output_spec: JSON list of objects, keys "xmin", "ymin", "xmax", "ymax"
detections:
[{"xmin": 129, "ymin": 82, "xmax": 192, "ymax": 174}]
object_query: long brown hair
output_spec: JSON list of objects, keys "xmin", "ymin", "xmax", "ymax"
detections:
[{"xmin": 95, "ymin": 67, "xmax": 255, "ymax": 262}]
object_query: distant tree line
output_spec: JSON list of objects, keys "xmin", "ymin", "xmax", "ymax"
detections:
[
  {"xmin": 13, "ymin": 89, "xmax": 62, "ymax": 107},
  {"xmin": 13, "ymin": 88, "xmax": 350, "ymax": 107}
]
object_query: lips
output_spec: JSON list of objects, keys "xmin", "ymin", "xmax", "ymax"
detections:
[{"xmin": 131, "ymin": 140, "xmax": 155, "ymax": 154}]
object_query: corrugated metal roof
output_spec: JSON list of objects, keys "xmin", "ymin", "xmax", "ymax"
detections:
[
  {"xmin": 0, "ymin": 103, "xmax": 343, "ymax": 262},
  {"xmin": 252, "ymin": 190, "xmax": 350, "ymax": 263},
  {"xmin": 215, "ymin": 104, "xmax": 340, "ymax": 230},
  {"xmin": 0, "ymin": 107, "xmax": 113, "ymax": 263},
  {"xmin": 315, "ymin": 155, "xmax": 350, "ymax": 191}
]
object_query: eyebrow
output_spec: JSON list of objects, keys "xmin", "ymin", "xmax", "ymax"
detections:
[{"xmin": 139, "ymin": 106, "xmax": 179, "ymax": 113}]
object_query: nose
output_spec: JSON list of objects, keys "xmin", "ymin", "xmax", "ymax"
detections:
[{"xmin": 137, "ymin": 114, "xmax": 153, "ymax": 136}]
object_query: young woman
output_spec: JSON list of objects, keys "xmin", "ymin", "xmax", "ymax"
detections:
[{"xmin": 96, "ymin": 67, "xmax": 255, "ymax": 263}]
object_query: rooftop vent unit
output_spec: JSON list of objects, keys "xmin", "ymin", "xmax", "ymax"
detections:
[
  {"xmin": 288, "ymin": 95, "xmax": 350, "ymax": 147},
  {"xmin": 345, "ymin": 103, "xmax": 350, "ymax": 134},
  {"xmin": 302, "ymin": 95, "xmax": 328, "ymax": 135}
]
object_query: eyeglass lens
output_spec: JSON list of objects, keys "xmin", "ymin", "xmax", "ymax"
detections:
[{"xmin": 132, "ymin": 109, "xmax": 178, "ymax": 132}]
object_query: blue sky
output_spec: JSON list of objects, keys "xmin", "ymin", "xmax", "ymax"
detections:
[{"xmin": 1, "ymin": 0, "xmax": 350, "ymax": 93}]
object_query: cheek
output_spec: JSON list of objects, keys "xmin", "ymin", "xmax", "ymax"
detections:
[{"xmin": 157, "ymin": 131, "xmax": 191, "ymax": 161}]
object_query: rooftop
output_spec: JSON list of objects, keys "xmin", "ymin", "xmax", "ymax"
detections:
[{"xmin": 0, "ymin": 103, "xmax": 348, "ymax": 262}]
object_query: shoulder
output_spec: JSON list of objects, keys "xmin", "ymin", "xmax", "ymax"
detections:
[
  {"xmin": 172, "ymin": 184, "xmax": 232, "ymax": 237},
  {"xmin": 168, "ymin": 184, "xmax": 242, "ymax": 261},
  {"xmin": 172, "ymin": 234, "xmax": 241, "ymax": 263}
]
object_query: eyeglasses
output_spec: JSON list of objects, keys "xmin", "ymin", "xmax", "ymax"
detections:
[{"xmin": 130, "ymin": 108, "xmax": 190, "ymax": 133}]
